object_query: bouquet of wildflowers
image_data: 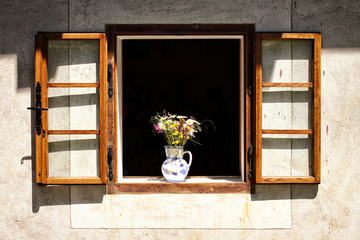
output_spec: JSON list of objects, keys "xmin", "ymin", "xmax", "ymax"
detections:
[{"xmin": 150, "ymin": 111, "xmax": 202, "ymax": 146}]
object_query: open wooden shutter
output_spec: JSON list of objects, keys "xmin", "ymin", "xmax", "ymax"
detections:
[
  {"xmin": 255, "ymin": 33, "xmax": 321, "ymax": 184},
  {"xmin": 34, "ymin": 33, "xmax": 108, "ymax": 184}
]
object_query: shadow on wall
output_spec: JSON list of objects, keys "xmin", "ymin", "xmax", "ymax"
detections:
[
  {"xmin": 26, "ymin": 142, "xmax": 105, "ymax": 213},
  {"xmin": 251, "ymin": 184, "xmax": 318, "ymax": 201},
  {"xmin": 26, "ymin": 113, "xmax": 317, "ymax": 211}
]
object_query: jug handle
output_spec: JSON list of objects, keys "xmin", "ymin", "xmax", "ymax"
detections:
[{"xmin": 183, "ymin": 151, "xmax": 192, "ymax": 167}]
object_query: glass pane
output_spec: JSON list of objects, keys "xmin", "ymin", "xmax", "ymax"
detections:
[
  {"xmin": 262, "ymin": 40, "xmax": 313, "ymax": 83},
  {"xmin": 48, "ymin": 88, "xmax": 99, "ymax": 130},
  {"xmin": 262, "ymin": 134, "xmax": 314, "ymax": 177},
  {"xmin": 262, "ymin": 88, "xmax": 313, "ymax": 129},
  {"xmin": 48, "ymin": 40, "xmax": 99, "ymax": 83},
  {"xmin": 48, "ymin": 134, "xmax": 100, "ymax": 177}
]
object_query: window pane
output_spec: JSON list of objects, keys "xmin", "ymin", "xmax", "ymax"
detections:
[
  {"xmin": 262, "ymin": 88, "xmax": 313, "ymax": 129},
  {"xmin": 48, "ymin": 88, "xmax": 99, "ymax": 130},
  {"xmin": 262, "ymin": 134, "xmax": 313, "ymax": 176},
  {"xmin": 48, "ymin": 134, "xmax": 100, "ymax": 177},
  {"xmin": 120, "ymin": 38, "xmax": 241, "ymax": 176},
  {"xmin": 48, "ymin": 40, "xmax": 99, "ymax": 83},
  {"xmin": 262, "ymin": 40, "xmax": 313, "ymax": 83}
]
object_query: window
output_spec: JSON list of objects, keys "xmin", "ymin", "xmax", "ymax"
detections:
[
  {"xmin": 34, "ymin": 33, "xmax": 108, "ymax": 184},
  {"xmin": 255, "ymin": 33, "xmax": 321, "ymax": 183},
  {"xmin": 119, "ymin": 37, "xmax": 242, "ymax": 177},
  {"xmin": 33, "ymin": 26, "xmax": 320, "ymax": 192},
  {"xmin": 106, "ymin": 24, "xmax": 254, "ymax": 193}
]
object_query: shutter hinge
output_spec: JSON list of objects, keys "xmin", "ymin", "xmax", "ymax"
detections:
[
  {"xmin": 248, "ymin": 143, "xmax": 254, "ymax": 180},
  {"xmin": 248, "ymin": 84, "xmax": 252, "ymax": 97},
  {"xmin": 108, "ymin": 63, "xmax": 113, "ymax": 98},
  {"xmin": 27, "ymin": 82, "xmax": 48, "ymax": 135},
  {"xmin": 108, "ymin": 146, "xmax": 113, "ymax": 181}
]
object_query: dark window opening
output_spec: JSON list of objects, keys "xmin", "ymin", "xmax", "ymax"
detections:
[{"xmin": 122, "ymin": 39, "xmax": 240, "ymax": 176}]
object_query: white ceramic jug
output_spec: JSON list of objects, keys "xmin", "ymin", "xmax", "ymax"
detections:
[{"xmin": 161, "ymin": 146, "xmax": 192, "ymax": 182}]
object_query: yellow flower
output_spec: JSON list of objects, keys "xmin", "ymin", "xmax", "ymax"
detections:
[
  {"xmin": 172, "ymin": 131, "xmax": 179, "ymax": 136},
  {"xmin": 172, "ymin": 140, "xmax": 180, "ymax": 145},
  {"xmin": 180, "ymin": 134, "xmax": 183, "ymax": 139}
]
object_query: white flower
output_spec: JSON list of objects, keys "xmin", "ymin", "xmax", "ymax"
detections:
[
  {"xmin": 158, "ymin": 122, "xmax": 166, "ymax": 130},
  {"xmin": 186, "ymin": 119, "xmax": 195, "ymax": 125},
  {"xmin": 189, "ymin": 128, "xmax": 195, "ymax": 136}
]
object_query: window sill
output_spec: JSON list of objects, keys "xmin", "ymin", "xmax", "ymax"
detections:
[{"xmin": 106, "ymin": 176, "xmax": 250, "ymax": 194}]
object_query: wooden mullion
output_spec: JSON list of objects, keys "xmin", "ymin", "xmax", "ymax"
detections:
[
  {"xmin": 47, "ymin": 130, "xmax": 100, "ymax": 135},
  {"xmin": 41, "ymin": 35, "xmax": 49, "ymax": 184},
  {"xmin": 99, "ymin": 33, "xmax": 108, "ymax": 184},
  {"xmin": 258, "ymin": 176, "xmax": 317, "ymax": 184},
  {"xmin": 262, "ymin": 129, "xmax": 313, "ymax": 135},
  {"xmin": 262, "ymin": 82, "xmax": 313, "ymax": 88},
  {"xmin": 260, "ymin": 33, "xmax": 318, "ymax": 40},
  {"xmin": 44, "ymin": 33, "xmax": 105, "ymax": 40},
  {"xmin": 46, "ymin": 177, "xmax": 103, "ymax": 184},
  {"xmin": 255, "ymin": 33, "xmax": 263, "ymax": 184},
  {"xmin": 313, "ymin": 34, "xmax": 322, "ymax": 183},
  {"xmin": 47, "ymin": 83, "xmax": 99, "ymax": 88},
  {"xmin": 35, "ymin": 35, "xmax": 43, "ymax": 183}
]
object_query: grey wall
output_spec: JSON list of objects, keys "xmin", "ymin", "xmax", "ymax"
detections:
[{"xmin": 1, "ymin": 0, "xmax": 360, "ymax": 239}]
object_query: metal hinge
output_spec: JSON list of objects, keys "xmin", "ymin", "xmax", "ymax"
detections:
[
  {"xmin": 27, "ymin": 82, "xmax": 48, "ymax": 135},
  {"xmin": 248, "ymin": 143, "xmax": 254, "ymax": 180},
  {"xmin": 108, "ymin": 63, "xmax": 113, "ymax": 98},
  {"xmin": 248, "ymin": 84, "xmax": 253, "ymax": 97},
  {"xmin": 108, "ymin": 146, "xmax": 113, "ymax": 181}
]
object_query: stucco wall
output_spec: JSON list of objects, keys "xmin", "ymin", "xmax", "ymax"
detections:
[{"xmin": 1, "ymin": 0, "xmax": 360, "ymax": 239}]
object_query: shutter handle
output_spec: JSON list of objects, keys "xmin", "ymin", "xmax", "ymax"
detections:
[{"xmin": 27, "ymin": 82, "xmax": 48, "ymax": 135}]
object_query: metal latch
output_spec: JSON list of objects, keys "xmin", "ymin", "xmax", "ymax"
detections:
[{"xmin": 27, "ymin": 82, "xmax": 48, "ymax": 135}]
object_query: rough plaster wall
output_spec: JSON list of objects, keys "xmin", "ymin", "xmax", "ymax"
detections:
[
  {"xmin": 1, "ymin": 0, "xmax": 360, "ymax": 239},
  {"xmin": 290, "ymin": 1, "xmax": 360, "ymax": 239}
]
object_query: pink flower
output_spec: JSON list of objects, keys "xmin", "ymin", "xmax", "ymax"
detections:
[{"xmin": 154, "ymin": 125, "xmax": 162, "ymax": 133}]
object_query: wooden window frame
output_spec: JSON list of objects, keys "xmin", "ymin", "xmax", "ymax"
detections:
[
  {"xmin": 33, "ymin": 28, "xmax": 321, "ymax": 191},
  {"xmin": 34, "ymin": 33, "xmax": 108, "ymax": 184},
  {"xmin": 105, "ymin": 24, "xmax": 255, "ymax": 194},
  {"xmin": 255, "ymin": 33, "xmax": 321, "ymax": 184}
]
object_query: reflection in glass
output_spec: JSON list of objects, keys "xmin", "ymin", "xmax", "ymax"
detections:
[
  {"xmin": 48, "ymin": 134, "xmax": 100, "ymax": 177},
  {"xmin": 48, "ymin": 88, "xmax": 99, "ymax": 130},
  {"xmin": 48, "ymin": 40, "xmax": 99, "ymax": 83},
  {"xmin": 262, "ymin": 134, "xmax": 314, "ymax": 177},
  {"xmin": 262, "ymin": 40, "xmax": 313, "ymax": 83},
  {"xmin": 262, "ymin": 88, "xmax": 313, "ymax": 130}
]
